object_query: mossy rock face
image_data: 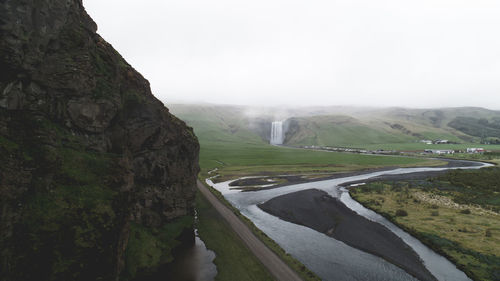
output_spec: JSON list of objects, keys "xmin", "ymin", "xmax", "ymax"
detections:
[
  {"xmin": 123, "ymin": 217, "xmax": 194, "ymax": 279},
  {"xmin": 0, "ymin": 1, "xmax": 200, "ymax": 280}
]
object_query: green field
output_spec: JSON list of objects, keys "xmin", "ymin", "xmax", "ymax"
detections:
[
  {"xmin": 200, "ymin": 141, "xmax": 444, "ymax": 181},
  {"xmin": 351, "ymin": 168, "xmax": 500, "ymax": 281}
]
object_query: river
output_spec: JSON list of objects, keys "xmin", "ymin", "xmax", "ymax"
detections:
[{"xmin": 209, "ymin": 161, "xmax": 491, "ymax": 281}]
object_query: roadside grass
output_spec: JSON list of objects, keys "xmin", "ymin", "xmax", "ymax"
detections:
[
  {"xmin": 195, "ymin": 190, "xmax": 275, "ymax": 281},
  {"xmin": 351, "ymin": 181, "xmax": 500, "ymax": 281},
  {"xmin": 197, "ymin": 179, "xmax": 321, "ymax": 281}
]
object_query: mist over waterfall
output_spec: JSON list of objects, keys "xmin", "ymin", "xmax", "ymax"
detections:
[{"xmin": 270, "ymin": 121, "xmax": 284, "ymax": 145}]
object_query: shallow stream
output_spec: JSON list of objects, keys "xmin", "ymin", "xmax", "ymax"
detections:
[{"xmin": 210, "ymin": 162, "xmax": 491, "ymax": 281}]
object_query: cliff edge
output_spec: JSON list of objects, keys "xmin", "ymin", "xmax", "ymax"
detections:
[{"xmin": 0, "ymin": 1, "xmax": 199, "ymax": 280}]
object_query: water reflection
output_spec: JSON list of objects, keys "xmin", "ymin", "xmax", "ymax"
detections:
[{"xmin": 145, "ymin": 229, "xmax": 217, "ymax": 281}]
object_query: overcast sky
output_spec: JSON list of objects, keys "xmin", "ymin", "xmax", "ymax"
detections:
[{"xmin": 83, "ymin": 0, "xmax": 500, "ymax": 109}]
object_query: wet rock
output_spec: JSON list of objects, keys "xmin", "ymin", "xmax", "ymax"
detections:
[{"xmin": 67, "ymin": 97, "xmax": 117, "ymax": 133}]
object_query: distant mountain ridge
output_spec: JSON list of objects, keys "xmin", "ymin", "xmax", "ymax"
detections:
[{"xmin": 170, "ymin": 104, "xmax": 500, "ymax": 146}]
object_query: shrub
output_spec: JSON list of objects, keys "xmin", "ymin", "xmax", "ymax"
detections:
[
  {"xmin": 431, "ymin": 211, "xmax": 439, "ymax": 216},
  {"xmin": 460, "ymin": 209, "xmax": 471, "ymax": 214},
  {"xmin": 395, "ymin": 209, "xmax": 408, "ymax": 216},
  {"xmin": 486, "ymin": 229, "xmax": 492, "ymax": 237}
]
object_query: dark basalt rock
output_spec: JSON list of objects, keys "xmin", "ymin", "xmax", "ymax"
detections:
[{"xmin": 0, "ymin": 1, "xmax": 199, "ymax": 280}]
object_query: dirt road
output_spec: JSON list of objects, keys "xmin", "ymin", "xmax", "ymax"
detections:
[{"xmin": 197, "ymin": 180, "xmax": 303, "ymax": 281}]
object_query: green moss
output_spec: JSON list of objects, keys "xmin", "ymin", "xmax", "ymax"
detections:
[
  {"xmin": 59, "ymin": 25, "xmax": 86, "ymax": 48},
  {"xmin": 58, "ymin": 148, "xmax": 115, "ymax": 184},
  {"xmin": 0, "ymin": 135, "xmax": 19, "ymax": 151},
  {"xmin": 6, "ymin": 114, "xmax": 195, "ymax": 280},
  {"xmin": 122, "ymin": 90, "xmax": 145, "ymax": 111},
  {"xmin": 24, "ymin": 147, "xmax": 118, "ymax": 234},
  {"xmin": 124, "ymin": 216, "xmax": 194, "ymax": 279},
  {"xmin": 0, "ymin": 134, "xmax": 33, "ymax": 162},
  {"xmin": 91, "ymin": 46, "xmax": 117, "ymax": 100},
  {"xmin": 15, "ymin": 143, "xmax": 120, "ymax": 280},
  {"xmin": 117, "ymin": 57, "xmax": 129, "ymax": 68}
]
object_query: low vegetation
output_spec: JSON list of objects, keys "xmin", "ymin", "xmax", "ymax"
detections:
[
  {"xmin": 350, "ymin": 167, "xmax": 500, "ymax": 281},
  {"xmin": 448, "ymin": 117, "xmax": 500, "ymax": 140},
  {"xmin": 437, "ymin": 167, "xmax": 500, "ymax": 212},
  {"xmin": 17, "ymin": 145, "xmax": 121, "ymax": 280},
  {"xmin": 125, "ymin": 217, "xmax": 193, "ymax": 278}
]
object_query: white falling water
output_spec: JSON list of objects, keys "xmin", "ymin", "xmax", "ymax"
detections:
[{"xmin": 270, "ymin": 121, "xmax": 284, "ymax": 145}]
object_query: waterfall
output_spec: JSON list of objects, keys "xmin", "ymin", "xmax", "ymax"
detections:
[{"xmin": 270, "ymin": 121, "xmax": 284, "ymax": 145}]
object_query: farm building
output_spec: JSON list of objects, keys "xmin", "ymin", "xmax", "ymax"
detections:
[
  {"xmin": 424, "ymin": 149, "xmax": 455, "ymax": 155},
  {"xmin": 466, "ymin": 148, "xmax": 485, "ymax": 153}
]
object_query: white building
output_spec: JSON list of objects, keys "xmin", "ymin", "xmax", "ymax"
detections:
[
  {"xmin": 425, "ymin": 149, "xmax": 454, "ymax": 154},
  {"xmin": 466, "ymin": 148, "xmax": 485, "ymax": 153}
]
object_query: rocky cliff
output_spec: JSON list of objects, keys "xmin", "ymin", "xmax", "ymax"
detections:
[{"xmin": 0, "ymin": 1, "xmax": 199, "ymax": 280}]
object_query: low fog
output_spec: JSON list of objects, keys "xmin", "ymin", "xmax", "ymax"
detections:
[{"xmin": 84, "ymin": 0, "xmax": 500, "ymax": 109}]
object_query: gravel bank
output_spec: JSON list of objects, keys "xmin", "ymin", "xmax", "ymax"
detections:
[{"xmin": 259, "ymin": 189, "xmax": 437, "ymax": 281}]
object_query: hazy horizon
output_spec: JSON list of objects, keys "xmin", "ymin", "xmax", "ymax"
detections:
[
  {"xmin": 84, "ymin": 0, "xmax": 500, "ymax": 109},
  {"xmin": 167, "ymin": 101, "xmax": 500, "ymax": 111}
]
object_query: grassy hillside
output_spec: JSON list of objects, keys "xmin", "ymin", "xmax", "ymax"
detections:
[
  {"xmin": 282, "ymin": 107, "xmax": 500, "ymax": 147},
  {"xmin": 169, "ymin": 104, "xmax": 265, "ymax": 145},
  {"xmin": 169, "ymin": 103, "xmax": 500, "ymax": 181},
  {"xmin": 170, "ymin": 104, "xmax": 500, "ymax": 154},
  {"xmin": 169, "ymin": 104, "xmax": 444, "ymax": 180},
  {"xmin": 284, "ymin": 115, "xmax": 415, "ymax": 146},
  {"xmin": 448, "ymin": 117, "xmax": 500, "ymax": 140}
]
